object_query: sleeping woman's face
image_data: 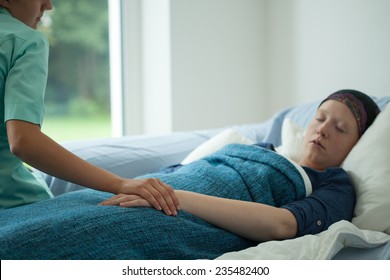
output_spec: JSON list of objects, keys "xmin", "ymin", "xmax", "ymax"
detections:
[
  {"xmin": 1, "ymin": 0, "xmax": 52, "ymax": 29},
  {"xmin": 298, "ymin": 100, "xmax": 360, "ymax": 170}
]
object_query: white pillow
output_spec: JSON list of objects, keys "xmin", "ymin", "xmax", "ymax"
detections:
[
  {"xmin": 182, "ymin": 119, "xmax": 305, "ymax": 165},
  {"xmin": 341, "ymin": 104, "xmax": 390, "ymax": 234},
  {"xmin": 275, "ymin": 118, "xmax": 305, "ymax": 162},
  {"xmin": 181, "ymin": 128, "xmax": 254, "ymax": 165}
]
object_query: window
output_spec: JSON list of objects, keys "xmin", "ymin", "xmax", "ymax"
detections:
[{"xmin": 39, "ymin": 0, "xmax": 111, "ymax": 142}]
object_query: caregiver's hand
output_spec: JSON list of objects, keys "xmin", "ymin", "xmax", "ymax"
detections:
[{"xmin": 99, "ymin": 178, "xmax": 179, "ymax": 216}]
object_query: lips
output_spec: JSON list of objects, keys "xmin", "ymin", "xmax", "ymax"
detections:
[{"xmin": 311, "ymin": 139, "xmax": 325, "ymax": 150}]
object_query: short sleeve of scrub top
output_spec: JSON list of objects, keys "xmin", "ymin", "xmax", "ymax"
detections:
[{"xmin": 3, "ymin": 31, "xmax": 48, "ymax": 124}]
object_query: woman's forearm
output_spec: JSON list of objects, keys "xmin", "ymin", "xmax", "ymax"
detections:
[
  {"xmin": 176, "ymin": 190, "xmax": 297, "ymax": 242},
  {"xmin": 7, "ymin": 120, "xmax": 180, "ymax": 215},
  {"xmin": 8, "ymin": 121, "xmax": 123, "ymax": 193}
]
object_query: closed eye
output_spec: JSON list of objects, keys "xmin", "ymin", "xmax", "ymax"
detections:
[{"xmin": 315, "ymin": 112, "xmax": 326, "ymax": 122}]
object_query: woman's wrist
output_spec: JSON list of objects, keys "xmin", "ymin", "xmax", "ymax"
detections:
[
  {"xmin": 175, "ymin": 190, "xmax": 188, "ymax": 210},
  {"xmin": 175, "ymin": 190, "xmax": 202, "ymax": 213},
  {"xmin": 106, "ymin": 176, "xmax": 126, "ymax": 195}
]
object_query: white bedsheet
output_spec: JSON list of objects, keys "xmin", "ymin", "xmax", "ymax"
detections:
[{"xmin": 216, "ymin": 220, "xmax": 390, "ymax": 260}]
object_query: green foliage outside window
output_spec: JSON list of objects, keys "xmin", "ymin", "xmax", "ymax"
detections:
[{"xmin": 39, "ymin": 0, "xmax": 111, "ymax": 141}]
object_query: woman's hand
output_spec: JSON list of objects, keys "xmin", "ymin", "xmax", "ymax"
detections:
[
  {"xmin": 100, "ymin": 194, "xmax": 151, "ymax": 207},
  {"xmin": 100, "ymin": 178, "xmax": 179, "ymax": 216}
]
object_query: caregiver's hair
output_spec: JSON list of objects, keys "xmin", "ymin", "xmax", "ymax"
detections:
[{"xmin": 320, "ymin": 89, "xmax": 381, "ymax": 136}]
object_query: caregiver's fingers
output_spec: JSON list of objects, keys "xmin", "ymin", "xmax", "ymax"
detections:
[
  {"xmin": 152, "ymin": 180, "xmax": 180, "ymax": 210},
  {"xmin": 101, "ymin": 178, "xmax": 179, "ymax": 215},
  {"xmin": 136, "ymin": 178, "xmax": 179, "ymax": 216}
]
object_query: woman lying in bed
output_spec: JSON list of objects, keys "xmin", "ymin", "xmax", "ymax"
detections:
[
  {"xmin": 101, "ymin": 89, "xmax": 381, "ymax": 241},
  {"xmin": 0, "ymin": 90, "xmax": 381, "ymax": 260}
]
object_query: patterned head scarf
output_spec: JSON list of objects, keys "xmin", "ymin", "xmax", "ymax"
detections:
[{"xmin": 320, "ymin": 89, "xmax": 381, "ymax": 137}]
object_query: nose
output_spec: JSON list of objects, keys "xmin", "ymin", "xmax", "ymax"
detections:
[
  {"xmin": 44, "ymin": 0, "xmax": 53, "ymax": 11},
  {"xmin": 317, "ymin": 122, "xmax": 329, "ymax": 138}
]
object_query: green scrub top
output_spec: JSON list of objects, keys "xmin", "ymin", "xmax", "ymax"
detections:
[{"xmin": 0, "ymin": 8, "xmax": 53, "ymax": 210}]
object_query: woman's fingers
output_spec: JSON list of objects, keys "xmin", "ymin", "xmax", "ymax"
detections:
[
  {"xmin": 119, "ymin": 198, "xmax": 151, "ymax": 208},
  {"xmin": 99, "ymin": 178, "xmax": 180, "ymax": 216},
  {"xmin": 100, "ymin": 194, "xmax": 151, "ymax": 208},
  {"xmin": 99, "ymin": 194, "xmax": 136, "ymax": 206}
]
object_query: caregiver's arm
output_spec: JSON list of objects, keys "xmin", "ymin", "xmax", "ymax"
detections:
[
  {"xmin": 176, "ymin": 190, "xmax": 297, "ymax": 242},
  {"xmin": 6, "ymin": 120, "xmax": 179, "ymax": 215}
]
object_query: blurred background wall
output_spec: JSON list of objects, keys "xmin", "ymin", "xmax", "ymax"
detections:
[{"xmin": 122, "ymin": 0, "xmax": 389, "ymax": 134}]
